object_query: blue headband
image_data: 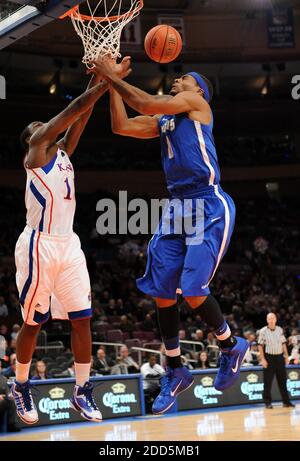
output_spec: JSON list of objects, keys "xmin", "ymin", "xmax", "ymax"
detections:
[{"xmin": 186, "ymin": 72, "xmax": 210, "ymax": 102}]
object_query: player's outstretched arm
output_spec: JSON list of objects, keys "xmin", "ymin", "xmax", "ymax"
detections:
[
  {"xmin": 27, "ymin": 57, "xmax": 132, "ymax": 168},
  {"xmin": 27, "ymin": 80, "xmax": 109, "ymax": 168},
  {"xmin": 110, "ymin": 88, "xmax": 159, "ymax": 139},
  {"xmin": 57, "ymin": 73, "xmax": 103, "ymax": 157},
  {"xmin": 58, "ymin": 56, "xmax": 132, "ymax": 157},
  {"xmin": 91, "ymin": 57, "xmax": 209, "ymax": 118}
]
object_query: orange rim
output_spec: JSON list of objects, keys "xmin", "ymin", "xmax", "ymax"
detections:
[{"xmin": 59, "ymin": 0, "xmax": 143, "ymax": 22}]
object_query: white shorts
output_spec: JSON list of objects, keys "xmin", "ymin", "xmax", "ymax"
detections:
[{"xmin": 15, "ymin": 226, "xmax": 92, "ymax": 326}]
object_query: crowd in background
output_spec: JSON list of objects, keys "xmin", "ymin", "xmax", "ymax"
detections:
[
  {"xmin": 0, "ymin": 134, "xmax": 297, "ymax": 170},
  {"xmin": 0, "ymin": 187, "xmax": 300, "ymax": 379}
]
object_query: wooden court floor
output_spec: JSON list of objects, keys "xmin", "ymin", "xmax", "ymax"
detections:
[{"xmin": 2, "ymin": 404, "xmax": 300, "ymax": 441}]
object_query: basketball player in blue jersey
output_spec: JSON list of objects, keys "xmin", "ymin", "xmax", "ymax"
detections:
[
  {"xmin": 92, "ymin": 58, "xmax": 249, "ymax": 415},
  {"xmin": 12, "ymin": 58, "xmax": 131, "ymax": 424}
]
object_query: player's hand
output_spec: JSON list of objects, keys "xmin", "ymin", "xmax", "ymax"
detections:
[
  {"xmin": 88, "ymin": 55, "xmax": 132, "ymax": 79},
  {"xmin": 113, "ymin": 56, "xmax": 132, "ymax": 79},
  {"xmin": 285, "ymin": 356, "xmax": 290, "ymax": 366},
  {"xmin": 261, "ymin": 358, "xmax": 268, "ymax": 368}
]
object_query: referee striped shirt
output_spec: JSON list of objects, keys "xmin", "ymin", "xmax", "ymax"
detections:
[{"xmin": 258, "ymin": 326, "xmax": 286, "ymax": 355}]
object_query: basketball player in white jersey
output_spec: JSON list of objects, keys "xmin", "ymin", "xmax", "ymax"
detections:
[{"xmin": 11, "ymin": 57, "xmax": 131, "ymax": 424}]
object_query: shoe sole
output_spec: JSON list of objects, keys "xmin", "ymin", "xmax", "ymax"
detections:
[
  {"xmin": 214, "ymin": 344, "xmax": 250, "ymax": 391},
  {"xmin": 70, "ymin": 400, "xmax": 102, "ymax": 423},
  {"xmin": 152, "ymin": 378, "xmax": 195, "ymax": 416},
  {"xmin": 15, "ymin": 408, "xmax": 38, "ymax": 425}
]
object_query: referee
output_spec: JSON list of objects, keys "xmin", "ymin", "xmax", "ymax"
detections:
[{"xmin": 258, "ymin": 313, "xmax": 295, "ymax": 409}]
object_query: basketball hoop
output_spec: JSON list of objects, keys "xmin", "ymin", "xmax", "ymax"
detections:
[{"xmin": 61, "ymin": 0, "xmax": 143, "ymax": 68}]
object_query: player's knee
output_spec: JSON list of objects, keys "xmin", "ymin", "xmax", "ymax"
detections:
[
  {"xmin": 185, "ymin": 296, "xmax": 207, "ymax": 309},
  {"xmin": 71, "ymin": 318, "xmax": 91, "ymax": 331},
  {"xmin": 155, "ymin": 298, "xmax": 177, "ymax": 308},
  {"xmin": 22, "ymin": 323, "xmax": 41, "ymax": 335}
]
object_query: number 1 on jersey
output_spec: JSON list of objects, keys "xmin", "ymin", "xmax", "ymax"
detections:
[{"xmin": 64, "ymin": 178, "xmax": 72, "ymax": 200}]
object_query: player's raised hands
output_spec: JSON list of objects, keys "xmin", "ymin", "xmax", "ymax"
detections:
[{"xmin": 87, "ymin": 55, "xmax": 132, "ymax": 80}]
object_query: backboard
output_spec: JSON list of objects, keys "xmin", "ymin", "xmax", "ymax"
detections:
[{"xmin": 0, "ymin": 0, "xmax": 87, "ymax": 50}]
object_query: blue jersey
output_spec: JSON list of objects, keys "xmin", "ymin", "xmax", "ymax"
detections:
[{"xmin": 159, "ymin": 113, "xmax": 221, "ymax": 195}]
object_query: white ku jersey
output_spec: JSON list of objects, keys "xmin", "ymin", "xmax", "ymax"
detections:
[{"xmin": 25, "ymin": 147, "xmax": 76, "ymax": 235}]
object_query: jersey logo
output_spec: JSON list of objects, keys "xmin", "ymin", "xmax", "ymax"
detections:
[
  {"xmin": 161, "ymin": 117, "xmax": 176, "ymax": 134},
  {"xmin": 57, "ymin": 163, "xmax": 73, "ymax": 172}
]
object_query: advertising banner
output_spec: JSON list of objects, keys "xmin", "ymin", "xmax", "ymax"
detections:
[
  {"xmin": 18, "ymin": 375, "xmax": 143, "ymax": 428},
  {"xmin": 267, "ymin": 8, "xmax": 294, "ymax": 48},
  {"xmin": 178, "ymin": 366, "xmax": 300, "ymax": 411}
]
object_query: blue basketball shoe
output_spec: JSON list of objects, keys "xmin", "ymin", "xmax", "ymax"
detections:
[
  {"xmin": 70, "ymin": 381, "xmax": 102, "ymax": 422},
  {"xmin": 11, "ymin": 380, "xmax": 39, "ymax": 425},
  {"xmin": 214, "ymin": 337, "xmax": 249, "ymax": 391},
  {"xmin": 152, "ymin": 366, "xmax": 194, "ymax": 415}
]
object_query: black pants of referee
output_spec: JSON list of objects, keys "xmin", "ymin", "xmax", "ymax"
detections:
[{"xmin": 263, "ymin": 353, "xmax": 290, "ymax": 405}]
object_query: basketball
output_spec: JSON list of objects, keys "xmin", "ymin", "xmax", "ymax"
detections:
[{"xmin": 144, "ymin": 25, "xmax": 182, "ymax": 63}]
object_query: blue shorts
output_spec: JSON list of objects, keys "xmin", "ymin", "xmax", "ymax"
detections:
[{"xmin": 136, "ymin": 185, "xmax": 236, "ymax": 299}]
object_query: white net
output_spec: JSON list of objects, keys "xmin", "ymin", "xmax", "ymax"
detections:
[{"xmin": 69, "ymin": 0, "xmax": 143, "ymax": 68}]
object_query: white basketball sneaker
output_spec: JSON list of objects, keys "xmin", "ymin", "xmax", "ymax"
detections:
[
  {"xmin": 11, "ymin": 380, "xmax": 39, "ymax": 425},
  {"xmin": 70, "ymin": 381, "xmax": 102, "ymax": 422}
]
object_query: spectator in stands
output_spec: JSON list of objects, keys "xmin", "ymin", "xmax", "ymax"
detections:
[
  {"xmin": 31, "ymin": 360, "xmax": 51, "ymax": 380},
  {"xmin": 142, "ymin": 313, "xmax": 155, "ymax": 332},
  {"xmin": 287, "ymin": 333, "xmax": 299, "ymax": 364},
  {"xmin": 141, "ymin": 354, "xmax": 164, "ymax": 381},
  {"xmin": 61, "ymin": 360, "xmax": 75, "ymax": 377},
  {"xmin": 181, "ymin": 355, "xmax": 194, "ymax": 370},
  {"xmin": 112, "ymin": 345, "xmax": 140, "ymax": 374},
  {"xmin": 116, "ymin": 298, "xmax": 127, "ymax": 315},
  {"xmin": 0, "ymin": 362, "xmax": 20, "ymax": 432},
  {"xmin": 192, "ymin": 329, "xmax": 204, "ymax": 342},
  {"xmin": 110, "ymin": 356, "xmax": 128, "ymax": 375},
  {"xmin": 2, "ymin": 354, "xmax": 16, "ymax": 379},
  {"xmin": 119, "ymin": 315, "xmax": 134, "ymax": 337},
  {"xmin": 205, "ymin": 331, "xmax": 218, "ymax": 347},
  {"xmin": 93, "ymin": 348, "xmax": 111, "ymax": 375},
  {"xmin": 0, "ymin": 296, "xmax": 8, "ymax": 317},
  {"xmin": 5, "ymin": 339, "xmax": 16, "ymax": 357},
  {"xmin": 0, "ymin": 325, "xmax": 8, "ymax": 341},
  {"xmin": 140, "ymin": 354, "xmax": 165, "ymax": 413},
  {"xmin": 90, "ymin": 356, "xmax": 98, "ymax": 376},
  {"xmin": 106, "ymin": 298, "xmax": 117, "ymax": 316},
  {"xmin": 179, "ymin": 329, "xmax": 193, "ymax": 358},
  {"xmin": 191, "ymin": 329, "xmax": 206, "ymax": 359},
  {"xmin": 138, "ymin": 295, "xmax": 156, "ymax": 312},
  {"xmin": 10, "ymin": 324, "xmax": 20, "ymax": 340},
  {"xmin": 196, "ymin": 351, "xmax": 210, "ymax": 369}
]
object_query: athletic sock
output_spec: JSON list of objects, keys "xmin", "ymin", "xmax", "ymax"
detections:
[
  {"xmin": 74, "ymin": 362, "xmax": 91, "ymax": 387},
  {"xmin": 156, "ymin": 304, "xmax": 182, "ymax": 369},
  {"xmin": 16, "ymin": 360, "xmax": 32, "ymax": 384},
  {"xmin": 215, "ymin": 320, "xmax": 237, "ymax": 348},
  {"xmin": 191, "ymin": 295, "xmax": 237, "ymax": 348}
]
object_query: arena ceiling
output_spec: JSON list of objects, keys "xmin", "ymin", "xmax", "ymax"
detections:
[{"xmin": 0, "ymin": 0, "xmax": 299, "ymax": 97}]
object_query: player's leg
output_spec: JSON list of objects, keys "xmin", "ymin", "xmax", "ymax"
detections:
[
  {"xmin": 152, "ymin": 296, "xmax": 194, "ymax": 415},
  {"xmin": 185, "ymin": 295, "xmax": 237, "ymax": 348},
  {"xmin": 136, "ymin": 218, "xmax": 193, "ymax": 414},
  {"xmin": 13, "ymin": 229, "xmax": 53, "ymax": 424},
  {"xmin": 182, "ymin": 189, "xmax": 248, "ymax": 391},
  {"xmin": 52, "ymin": 233, "xmax": 101, "ymax": 422}
]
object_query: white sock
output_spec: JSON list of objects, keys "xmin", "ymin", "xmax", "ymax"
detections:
[
  {"xmin": 16, "ymin": 360, "xmax": 32, "ymax": 384},
  {"xmin": 215, "ymin": 323, "xmax": 231, "ymax": 341},
  {"xmin": 75, "ymin": 362, "xmax": 90, "ymax": 387}
]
